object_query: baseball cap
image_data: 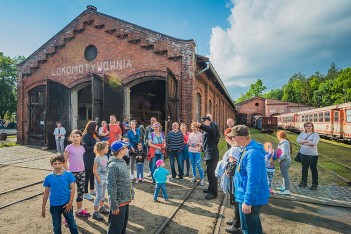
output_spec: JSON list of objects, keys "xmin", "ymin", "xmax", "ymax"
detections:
[
  {"xmin": 156, "ymin": 159, "xmax": 164, "ymax": 167},
  {"xmin": 226, "ymin": 125, "xmax": 250, "ymax": 137},
  {"xmin": 111, "ymin": 140, "xmax": 130, "ymax": 152},
  {"xmin": 201, "ymin": 116, "xmax": 211, "ymax": 122}
]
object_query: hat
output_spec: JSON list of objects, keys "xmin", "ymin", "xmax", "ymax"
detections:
[
  {"xmin": 226, "ymin": 125, "xmax": 250, "ymax": 137},
  {"xmin": 110, "ymin": 140, "xmax": 130, "ymax": 152},
  {"xmin": 156, "ymin": 159, "xmax": 164, "ymax": 167},
  {"xmin": 201, "ymin": 116, "xmax": 211, "ymax": 122}
]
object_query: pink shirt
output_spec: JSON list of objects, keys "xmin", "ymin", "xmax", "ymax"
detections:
[
  {"xmin": 65, "ymin": 144, "xmax": 85, "ymax": 172},
  {"xmin": 187, "ymin": 132, "xmax": 203, "ymax": 153}
]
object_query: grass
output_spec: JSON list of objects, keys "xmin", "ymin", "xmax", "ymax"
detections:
[
  {"xmin": 249, "ymin": 128, "xmax": 350, "ymax": 186},
  {"xmin": 0, "ymin": 142, "xmax": 17, "ymax": 148}
]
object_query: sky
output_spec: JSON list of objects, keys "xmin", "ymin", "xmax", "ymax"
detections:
[{"xmin": 1, "ymin": 0, "xmax": 351, "ymax": 100}]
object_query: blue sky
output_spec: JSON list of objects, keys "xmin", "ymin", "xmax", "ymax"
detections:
[{"xmin": 1, "ymin": 0, "xmax": 351, "ymax": 100}]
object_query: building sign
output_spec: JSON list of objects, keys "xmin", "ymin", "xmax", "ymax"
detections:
[{"xmin": 51, "ymin": 59, "xmax": 132, "ymax": 76}]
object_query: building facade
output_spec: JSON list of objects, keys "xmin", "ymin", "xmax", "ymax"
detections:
[{"xmin": 17, "ymin": 6, "xmax": 235, "ymax": 149}]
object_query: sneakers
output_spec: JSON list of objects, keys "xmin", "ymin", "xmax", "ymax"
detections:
[
  {"xmin": 153, "ymin": 199, "xmax": 158, "ymax": 202},
  {"xmin": 200, "ymin": 179, "xmax": 205, "ymax": 186},
  {"xmin": 83, "ymin": 193, "xmax": 94, "ymax": 200},
  {"xmin": 75, "ymin": 209, "xmax": 91, "ymax": 217},
  {"xmin": 62, "ymin": 218, "xmax": 68, "ymax": 227},
  {"xmin": 93, "ymin": 211, "xmax": 104, "ymax": 221},
  {"xmin": 135, "ymin": 179, "xmax": 139, "ymax": 184},
  {"xmin": 99, "ymin": 206, "xmax": 109, "ymax": 214},
  {"xmin": 275, "ymin": 186, "xmax": 285, "ymax": 191},
  {"xmin": 140, "ymin": 178, "xmax": 145, "ymax": 182},
  {"xmin": 146, "ymin": 171, "xmax": 152, "ymax": 177},
  {"xmin": 278, "ymin": 190, "xmax": 291, "ymax": 195},
  {"xmin": 90, "ymin": 190, "xmax": 96, "ymax": 195},
  {"xmin": 310, "ymin": 184, "xmax": 318, "ymax": 190},
  {"xmin": 179, "ymin": 176, "xmax": 184, "ymax": 180},
  {"xmin": 190, "ymin": 177, "xmax": 196, "ymax": 183},
  {"xmin": 298, "ymin": 182, "xmax": 307, "ymax": 188},
  {"xmin": 130, "ymin": 175, "xmax": 135, "ymax": 180}
]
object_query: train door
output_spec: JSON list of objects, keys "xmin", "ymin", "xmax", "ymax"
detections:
[{"xmin": 331, "ymin": 110, "xmax": 341, "ymax": 137}]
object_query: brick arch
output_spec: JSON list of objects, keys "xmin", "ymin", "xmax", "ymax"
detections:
[
  {"xmin": 122, "ymin": 70, "xmax": 167, "ymax": 86},
  {"xmin": 67, "ymin": 76, "xmax": 92, "ymax": 89},
  {"xmin": 25, "ymin": 80, "xmax": 46, "ymax": 91}
]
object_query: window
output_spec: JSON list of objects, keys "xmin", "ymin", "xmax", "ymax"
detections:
[
  {"xmin": 302, "ymin": 115, "xmax": 305, "ymax": 122},
  {"xmin": 319, "ymin": 113, "xmax": 323, "ymax": 122},
  {"xmin": 196, "ymin": 93, "xmax": 202, "ymax": 122},
  {"xmin": 255, "ymin": 103, "xmax": 259, "ymax": 106},
  {"xmin": 84, "ymin": 45, "xmax": 97, "ymax": 61},
  {"xmin": 346, "ymin": 110, "xmax": 351, "ymax": 123},
  {"xmin": 314, "ymin": 113, "xmax": 317, "ymax": 122},
  {"xmin": 324, "ymin": 112, "xmax": 330, "ymax": 122},
  {"xmin": 309, "ymin": 114, "xmax": 313, "ymax": 121},
  {"xmin": 334, "ymin": 111, "xmax": 339, "ymax": 122}
]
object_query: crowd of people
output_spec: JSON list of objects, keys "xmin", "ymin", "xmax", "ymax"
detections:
[{"xmin": 44, "ymin": 115, "xmax": 320, "ymax": 234}]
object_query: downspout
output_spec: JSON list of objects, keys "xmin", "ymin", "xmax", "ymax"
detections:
[{"xmin": 195, "ymin": 61, "xmax": 210, "ymax": 77}]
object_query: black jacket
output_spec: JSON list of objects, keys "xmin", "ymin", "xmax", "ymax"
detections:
[{"xmin": 200, "ymin": 124, "xmax": 219, "ymax": 160}]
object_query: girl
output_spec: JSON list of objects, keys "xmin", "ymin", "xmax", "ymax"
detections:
[
  {"xmin": 135, "ymin": 141, "xmax": 146, "ymax": 183},
  {"xmin": 148, "ymin": 122, "xmax": 166, "ymax": 184},
  {"xmin": 263, "ymin": 142, "xmax": 277, "ymax": 193},
  {"xmin": 107, "ymin": 140, "xmax": 134, "ymax": 234},
  {"xmin": 180, "ymin": 123, "xmax": 191, "ymax": 177},
  {"xmin": 276, "ymin": 130, "xmax": 292, "ymax": 195},
  {"xmin": 153, "ymin": 159, "xmax": 170, "ymax": 202},
  {"xmin": 92, "ymin": 141, "xmax": 110, "ymax": 221},
  {"xmin": 63, "ymin": 129, "xmax": 90, "ymax": 217},
  {"xmin": 127, "ymin": 120, "xmax": 141, "ymax": 180},
  {"xmin": 82, "ymin": 121, "xmax": 100, "ymax": 200},
  {"xmin": 187, "ymin": 122, "xmax": 204, "ymax": 185}
]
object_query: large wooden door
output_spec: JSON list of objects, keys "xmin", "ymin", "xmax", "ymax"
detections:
[
  {"xmin": 165, "ymin": 68, "xmax": 179, "ymax": 130},
  {"xmin": 28, "ymin": 86, "xmax": 46, "ymax": 145},
  {"xmin": 46, "ymin": 80, "xmax": 70, "ymax": 149},
  {"xmin": 92, "ymin": 74, "xmax": 104, "ymax": 123}
]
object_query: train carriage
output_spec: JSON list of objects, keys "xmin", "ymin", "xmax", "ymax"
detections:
[{"xmin": 277, "ymin": 102, "xmax": 351, "ymax": 142}]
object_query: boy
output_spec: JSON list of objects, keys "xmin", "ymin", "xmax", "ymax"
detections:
[
  {"xmin": 41, "ymin": 154, "xmax": 78, "ymax": 234},
  {"xmin": 107, "ymin": 140, "xmax": 134, "ymax": 234},
  {"xmin": 135, "ymin": 141, "xmax": 146, "ymax": 183}
]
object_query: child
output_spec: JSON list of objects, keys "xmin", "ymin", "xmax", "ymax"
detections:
[
  {"xmin": 41, "ymin": 154, "xmax": 78, "ymax": 234},
  {"xmin": 92, "ymin": 141, "xmax": 110, "ymax": 221},
  {"xmin": 153, "ymin": 159, "xmax": 170, "ymax": 202},
  {"xmin": 63, "ymin": 129, "xmax": 91, "ymax": 217},
  {"xmin": 53, "ymin": 121, "xmax": 66, "ymax": 154},
  {"xmin": 276, "ymin": 130, "xmax": 292, "ymax": 195},
  {"xmin": 135, "ymin": 141, "xmax": 146, "ymax": 183},
  {"xmin": 264, "ymin": 142, "xmax": 277, "ymax": 193},
  {"xmin": 122, "ymin": 137, "xmax": 131, "ymax": 166},
  {"xmin": 107, "ymin": 140, "xmax": 134, "ymax": 234}
]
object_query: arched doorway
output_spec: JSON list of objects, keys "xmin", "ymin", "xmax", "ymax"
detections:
[
  {"xmin": 71, "ymin": 82, "xmax": 92, "ymax": 131},
  {"xmin": 129, "ymin": 79, "xmax": 166, "ymax": 126}
]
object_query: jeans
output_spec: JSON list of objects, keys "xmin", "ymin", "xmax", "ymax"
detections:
[
  {"xmin": 188, "ymin": 152, "xmax": 204, "ymax": 179},
  {"xmin": 168, "ymin": 150, "xmax": 184, "ymax": 178},
  {"xmin": 182, "ymin": 144, "xmax": 191, "ymax": 175},
  {"xmin": 279, "ymin": 160, "xmax": 291, "ymax": 190},
  {"xmin": 239, "ymin": 203, "xmax": 263, "ymax": 234},
  {"xmin": 50, "ymin": 204, "xmax": 78, "ymax": 234},
  {"xmin": 154, "ymin": 183, "xmax": 168, "ymax": 200},
  {"xmin": 301, "ymin": 154, "xmax": 318, "ymax": 185},
  {"xmin": 206, "ymin": 158, "xmax": 218, "ymax": 196},
  {"xmin": 266, "ymin": 168, "xmax": 275, "ymax": 189},
  {"xmin": 94, "ymin": 178, "xmax": 107, "ymax": 206},
  {"xmin": 107, "ymin": 204, "xmax": 129, "ymax": 234},
  {"xmin": 136, "ymin": 163, "xmax": 144, "ymax": 179},
  {"xmin": 151, "ymin": 154, "xmax": 164, "ymax": 181},
  {"xmin": 55, "ymin": 139, "xmax": 65, "ymax": 153}
]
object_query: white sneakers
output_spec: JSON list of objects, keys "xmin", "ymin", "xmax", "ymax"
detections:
[
  {"xmin": 200, "ymin": 179, "xmax": 205, "ymax": 186},
  {"xmin": 278, "ymin": 190, "xmax": 291, "ymax": 195}
]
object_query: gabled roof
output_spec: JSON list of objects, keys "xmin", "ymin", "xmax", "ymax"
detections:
[
  {"xmin": 235, "ymin": 96, "xmax": 266, "ymax": 106},
  {"xmin": 18, "ymin": 5, "xmax": 195, "ymax": 77}
]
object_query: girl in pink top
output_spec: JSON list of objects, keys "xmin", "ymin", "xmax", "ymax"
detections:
[
  {"xmin": 64, "ymin": 129, "xmax": 90, "ymax": 217},
  {"xmin": 187, "ymin": 122, "xmax": 204, "ymax": 185}
]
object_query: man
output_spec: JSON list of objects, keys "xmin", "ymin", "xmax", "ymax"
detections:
[
  {"xmin": 206, "ymin": 113, "xmax": 220, "ymax": 145},
  {"xmin": 103, "ymin": 115, "xmax": 122, "ymax": 147},
  {"xmin": 166, "ymin": 122, "xmax": 184, "ymax": 179},
  {"xmin": 145, "ymin": 117, "xmax": 157, "ymax": 177},
  {"xmin": 227, "ymin": 125, "xmax": 269, "ymax": 234},
  {"xmin": 226, "ymin": 118, "xmax": 235, "ymax": 150},
  {"xmin": 197, "ymin": 116, "xmax": 219, "ymax": 199}
]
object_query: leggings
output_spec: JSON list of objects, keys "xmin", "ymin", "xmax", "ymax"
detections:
[
  {"xmin": 266, "ymin": 168, "xmax": 275, "ymax": 189},
  {"xmin": 279, "ymin": 160, "xmax": 291, "ymax": 190},
  {"xmin": 84, "ymin": 167, "xmax": 95, "ymax": 193},
  {"xmin": 72, "ymin": 171, "xmax": 85, "ymax": 202}
]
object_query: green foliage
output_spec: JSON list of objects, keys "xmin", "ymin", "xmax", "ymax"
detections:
[
  {"xmin": 236, "ymin": 79, "xmax": 267, "ymax": 103},
  {"xmin": 0, "ymin": 52, "xmax": 25, "ymax": 119},
  {"xmin": 263, "ymin": 88, "xmax": 283, "ymax": 100}
]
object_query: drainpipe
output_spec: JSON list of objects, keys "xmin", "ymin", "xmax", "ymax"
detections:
[{"xmin": 195, "ymin": 61, "xmax": 210, "ymax": 77}]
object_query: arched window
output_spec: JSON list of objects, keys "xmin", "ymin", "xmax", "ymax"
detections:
[
  {"xmin": 208, "ymin": 100, "xmax": 212, "ymax": 115},
  {"xmin": 196, "ymin": 93, "xmax": 202, "ymax": 122}
]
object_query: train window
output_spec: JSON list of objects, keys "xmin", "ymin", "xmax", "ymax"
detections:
[
  {"xmin": 324, "ymin": 112, "xmax": 330, "ymax": 122},
  {"xmin": 309, "ymin": 114, "xmax": 312, "ymax": 121},
  {"xmin": 334, "ymin": 111, "xmax": 339, "ymax": 122},
  {"xmin": 314, "ymin": 114, "xmax": 317, "ymax": 122},
  {"xmin": 302, "ymin": 115, "xmax": 305, "ymax": 122},
  {"xmin": 319, "ymin": 113, "xmax": 323, "ymax": 122},
  {"xmin": 346, "ymin": 110, "xmax": 351, "ymax": 122}
]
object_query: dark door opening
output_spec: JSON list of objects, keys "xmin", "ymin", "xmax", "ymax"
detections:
[
  {"xmin": 28, "ymin": 86, "xmax": 46, "ymax": 145},
  {"xmin": 130, "ymin": 80, "xmax": 166, "ymax": 125},
  {"xmin": 77, "ymin": 85, "xmax": 92, "ymax": 131}
]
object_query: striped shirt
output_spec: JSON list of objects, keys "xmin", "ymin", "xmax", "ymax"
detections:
[{"xmin": 166, "ymin": 130, "xmax": 184, "ymax": 151}]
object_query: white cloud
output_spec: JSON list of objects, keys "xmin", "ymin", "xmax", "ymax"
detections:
[{"xmin": 209, "ymin": 0, "xmax": 351, "ymax": 98}]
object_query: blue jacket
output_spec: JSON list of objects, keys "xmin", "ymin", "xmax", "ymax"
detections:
[
  {"xmin": 234, "ymin": 140, "xmax": 269, "ymax": 206},
  {"xmin": 153, "ymin": 167, "xmax": 170, "ymax": 184}
]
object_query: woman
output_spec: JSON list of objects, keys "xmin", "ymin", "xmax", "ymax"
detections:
[
  {"xmin": 148, "ymin": 122, "xmax": 166, "ymax": 184},
  {"xmin": 127, "ymin": 120, "xmax": 141, "ymax": 179},
  {"xmin": 82, "ymin": 121, "xmax": 100, "ymax": 200},
  {"xmin": 180, "ymin": 123, "xmax": 191, "ymax": 177},
  {"xmin": 187, "ymin": 122, "xmax": 203, "ymax": 184},
  {"xmin": 276, "ymin": 130, "xmax": 292, "ymax": 195},
  {"xmin": 297, "ymin": 122, "xmax": 320, "ymax": 190}
]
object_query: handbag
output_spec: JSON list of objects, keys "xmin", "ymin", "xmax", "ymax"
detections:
[{"xmin": 294, "ymin": 133, "xmax": 314, "ymax": 163}]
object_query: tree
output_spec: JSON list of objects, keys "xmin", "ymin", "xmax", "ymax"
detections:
[
  {"xmin": 0, "ymin": 52, "xmax": 24, "ymax": 120},
  {"xmin": 263, "ymin": 88, "xmax": 284, "ymax": 100},
  {"xmin": 236, "ymin": 79, "xmax": 267, "ymax": 103}
]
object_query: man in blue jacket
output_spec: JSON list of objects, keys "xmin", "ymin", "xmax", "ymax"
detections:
[{"xmin": 227, "ymin": 125, "xmax": 269, "ymax": 234}]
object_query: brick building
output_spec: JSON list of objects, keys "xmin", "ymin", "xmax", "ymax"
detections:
[
  {"xmin": 235, "ymin": 96, "xmax": 313, "ymax": 126},
  {"xmin": 16, "ymin": 6, "xmax": 235, "ymax": 149}
]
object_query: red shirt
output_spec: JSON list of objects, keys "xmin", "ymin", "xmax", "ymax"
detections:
[
  {"xmin": 183, "ymin": 132, "xmax": 189, "ymax": 144},
  {"xmin": 103, "ymin": 124, "xmax": 122, "ymax": 145}
]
